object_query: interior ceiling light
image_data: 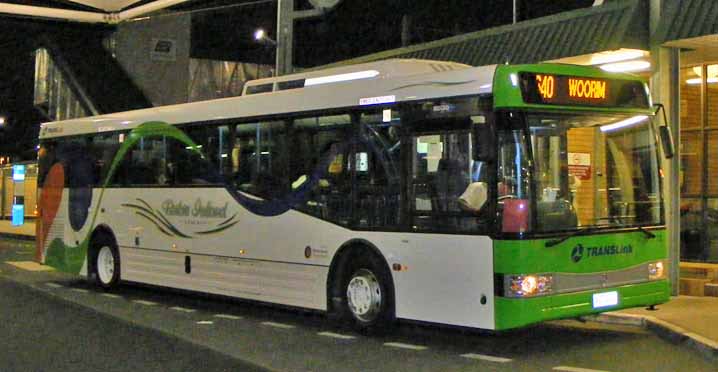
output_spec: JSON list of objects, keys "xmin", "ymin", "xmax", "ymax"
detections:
[
  {"xmin": 589, "ymin": 49, "xmax": 646, "ymax": 65},
  {"xmin": 687, "ymin": 65, "xmax": 718, "ymax": 84},
  {"xmin": 599, "ymin": 60, "xmax": 651, "ymax": 73},
  {"xmin": 691, "ymin": 64, "xmax": 718, "ymax": 77},
  {"xmin": 686, "ymin": 77, "xmax": 718, "ymax": 85}
]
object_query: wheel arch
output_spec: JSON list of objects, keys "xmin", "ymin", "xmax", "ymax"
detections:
[
  {"xmin": 87, "ymin": 224, "xmax": 118, "ymax": 277},
  {"xmin": 326, "ymin": 238, "xmax": 395, "ymax": 315}
]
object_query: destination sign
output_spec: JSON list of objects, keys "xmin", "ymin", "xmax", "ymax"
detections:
[{"xmin": 519, "ymin": 72, "xmax": 649, "ymax": 109}]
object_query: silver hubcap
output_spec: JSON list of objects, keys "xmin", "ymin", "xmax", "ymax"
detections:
[
  {"xmin": 97, "ymin": 246, "xmax": 115, "ymax": 285},
  {"xmin": 347, "ymin": 269, "xmax": 382, "ymax": 322}
]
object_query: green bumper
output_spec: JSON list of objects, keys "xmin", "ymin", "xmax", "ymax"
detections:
[{"xmin": 494, "ymin": 279, "xmax": 670, "ymax": 330}]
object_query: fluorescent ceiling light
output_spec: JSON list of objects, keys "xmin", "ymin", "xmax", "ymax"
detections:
[
  {"xmin": 304, "ymin": 70, "xmax": 380, "ymax": 86},
  {"xmin": 686, "ymin": 77, "xmax": 718, "ymax": 85},
  {"xmin": 599, "ymin": 60, "xmax": 651, "ymax": 73},
  {"xmin": 590, "ymin": 49, "xmax": 646, "ymax": 65},
  {"xmin": 600, "ymin": 115, "xmax": 648, "ymax": 133},
  {"xmin": 691, "ymin": 65, "xmax": 718, "ymax": 77}
]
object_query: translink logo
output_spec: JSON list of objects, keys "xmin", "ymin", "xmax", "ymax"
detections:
[{"xmin": 570, "ymin": 243, "xmax": 632, "ymax": 263}]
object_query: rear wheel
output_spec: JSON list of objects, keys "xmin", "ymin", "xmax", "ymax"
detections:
[
  {"xmin": 93, "ymin": 236, "xmax": 120, "ymax": 290},
  {"xmin": 340, "ymin": 254, "xmax": 394, "ymax": 331}
]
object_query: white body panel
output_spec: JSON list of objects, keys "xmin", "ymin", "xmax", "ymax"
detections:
[
  {"xmin": 39, "ymin": 59, "xmax": 498, "ymax": 329},
  {"xmin": 89, "ymin": 187, "xmax": 496, "ymax": 329}
]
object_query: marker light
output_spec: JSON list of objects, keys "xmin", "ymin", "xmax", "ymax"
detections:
[
  {"xmin": 600, "ymin": 115, "xmax": 648, "ymax": 133},
  {"xmin": 648, "ymin": 261, "xmax": 667, "ymax": 280},
  {"xmin": 253, "ymin": 29, "xmax": 265, "ymax": 41},
  {"xmin": 304, "ymin": 70, "xmax": 380, "ymax": 87},
  {"xmin": 504, "ymin": 274, "xmax": 554, "ymax": 297},
  {"xmin": 510, "ymin": 73, "xmax": 519, "ymax": 87}
]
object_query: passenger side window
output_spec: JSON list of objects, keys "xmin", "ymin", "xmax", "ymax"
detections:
[
  {"xmin": 292, "ymin": 115, "xmax": 352, "ymax": 226},
  {"xmin": 357, "ymin": 109, "xmax": 402, "ymax": 229},
  {"xmin": 111, "ymin": 137, "xmax": 168, "ymax": 186},
  {"xmin": 406, "ymin": 99, "xmax": 491, "ymax": 233},
  {"xmin": 168, "ymin": 139, "xmax": 221, "ymax": 186},
  {"xmin": 55, "ymin": 137, "xmax": 94, "ymax": 189},
  {"xmin": 110, "ymin": 135, "xmax": 219, "ymax": 187},
  {"xmin": 232, "ymin": 121, "xmax": 288, "ymax": 199},
  {"xmin": 90, "ymin": 132, "xmax": 122, "ymax": 186}
]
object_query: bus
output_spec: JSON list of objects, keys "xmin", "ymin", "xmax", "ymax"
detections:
[{"xmin": 36, "ymin": 59, "xmax": 672, "ymax": 331}]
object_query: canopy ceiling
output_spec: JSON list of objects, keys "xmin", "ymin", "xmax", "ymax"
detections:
[
  {"xmin": 0, "ymin": 0, "xmax": 194, "ymax": 23},
  {"xmin": 50, "ymin": 1, "xmax": 148, "ymax": 12}
]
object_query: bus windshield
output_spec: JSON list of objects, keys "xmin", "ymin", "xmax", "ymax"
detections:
[{"xmin": 521, "ymin": 112, "xmax": 664, "ymax": 233}]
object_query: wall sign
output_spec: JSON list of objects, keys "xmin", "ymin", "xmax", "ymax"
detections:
[
  {"xmin": 568, "ymin": 152, "xmax": 591, "ymax": 180},
  {"xmin": 150, "ymin": 38, "xmax": 176, "ymax": 62}
]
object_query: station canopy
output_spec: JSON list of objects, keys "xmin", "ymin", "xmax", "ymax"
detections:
[{"xmin": 0, "ymin": 1, "xmax": 201, "ymax": 23}]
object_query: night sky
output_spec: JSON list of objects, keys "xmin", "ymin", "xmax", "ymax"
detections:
[{"xmin": 0, "ymin": 0, "xmax": 593, "ymax": 159}]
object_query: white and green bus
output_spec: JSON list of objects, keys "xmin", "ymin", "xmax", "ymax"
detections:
[{"xmin": 36, "ymin": 59, "xmax": 672, "ymax": 330}]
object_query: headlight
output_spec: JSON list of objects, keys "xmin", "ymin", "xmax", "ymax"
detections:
[
  {"xmin": 648, "ymin": 260, "xmax": 667, "ymax": 280},
  {"xmin": 504, "ymin": 274, "xmax": 554, "ymax": 297}
]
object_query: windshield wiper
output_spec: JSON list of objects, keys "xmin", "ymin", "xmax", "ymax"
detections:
[
  {"xmin": 637, "ymin": 225, "xmax": 656, "ymax": 239},
  {"xmin": 545, "ymin": 227, "xmax": 601, "ymax": 248},
  {"xmin": 545, "ymin": 225, "xmax": 656, "ymax": 248}
]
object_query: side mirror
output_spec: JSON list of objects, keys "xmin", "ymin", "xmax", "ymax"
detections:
[
  {"xmin": 473, "ymin": 124, "xmax": 495, "ymax": 162},
  {"xmin": 659, "ymin": 125, "xmax": 674, "ymax": 159},
  {"xmin": 653, "ymin": 104, "xmax": 675, "ymax": 159}
]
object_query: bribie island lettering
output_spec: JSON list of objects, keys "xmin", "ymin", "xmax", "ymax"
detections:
[
  {"xmin": 162, "ymin": 199, "xmax": 228, "ymax": 218},
  {"xmin": 192, "ymin": 199, "xmax": 228, "ymax": 218},
  {"xmin": 163, "ymin": 200, "xmax": 190, "ymax": 216}
]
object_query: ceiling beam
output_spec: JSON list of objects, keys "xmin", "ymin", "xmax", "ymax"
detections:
[
  {"xmin": 0, "ymin": 0, "xmax": 193, "ymax": 24},
  {"xmin": 0, "ymin": 3, "xmax": 106, "ymax": 23},
  {"xmin": 116, "ymin": 0, "xmax": 191, "ymax": 22},
  {"xmin": 63, "ymin": 1, "xmax": 146, "ymax": 12}
]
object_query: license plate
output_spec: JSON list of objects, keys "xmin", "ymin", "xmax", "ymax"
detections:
[{"xmin": 592, "ymin": 291, "xmax": 619, "ymax": 309}]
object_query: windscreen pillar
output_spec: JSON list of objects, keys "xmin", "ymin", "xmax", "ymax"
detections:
[{"xmin": 650, "ymin": 46, "xmax": 681, "ymax": 296}]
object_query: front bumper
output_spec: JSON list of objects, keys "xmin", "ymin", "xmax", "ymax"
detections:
[{"xmin": 494, "ymin": 279, "xmax": 670, "ymax": 330}]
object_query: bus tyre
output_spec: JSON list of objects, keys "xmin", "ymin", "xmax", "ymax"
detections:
[
  {"xmin": 341, "ymin": 254, "xmax": 394, "ymax": 332},
  {"xmin": 93, "ymin": 237, "xmax": 120, "ymax": 290}
]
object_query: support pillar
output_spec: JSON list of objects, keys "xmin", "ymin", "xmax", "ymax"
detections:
[
  {"xmin": 651, "ymin": 46, "xmax": 681, "ymax": 296},
  {"xmin": 275, "ymin": 0, "xmax": 328, "ymax": 76}
]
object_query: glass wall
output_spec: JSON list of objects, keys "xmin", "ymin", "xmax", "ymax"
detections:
[{"xmin": 679, "ymin": 64, "xmax": 718, "ymax": 263}]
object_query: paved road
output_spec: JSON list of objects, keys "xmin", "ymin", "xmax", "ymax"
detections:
[
  {"xmin": 1, "ymin": 238, "xmax": 715, "ymax": 371},
  {"xmin": 0, "ymin": 277, "xmax": 267, "ymax": 372}
]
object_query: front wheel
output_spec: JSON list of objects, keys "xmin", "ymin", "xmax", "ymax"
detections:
[
  {"xmin": 341, "ymin": 255, "xmax": 394, "ymax": 331},
  {"xmin": 94, "ymin": 239, "xmax": 120, "ymax": 290}
]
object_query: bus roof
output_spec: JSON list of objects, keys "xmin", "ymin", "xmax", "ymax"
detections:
[
  {"xmin": 40, "ymin": 59, "xmax": 494, "ymax": 139},
  {"xmin": 39, "ymin": 60, "xmax": 654, "ymax": 140}
]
